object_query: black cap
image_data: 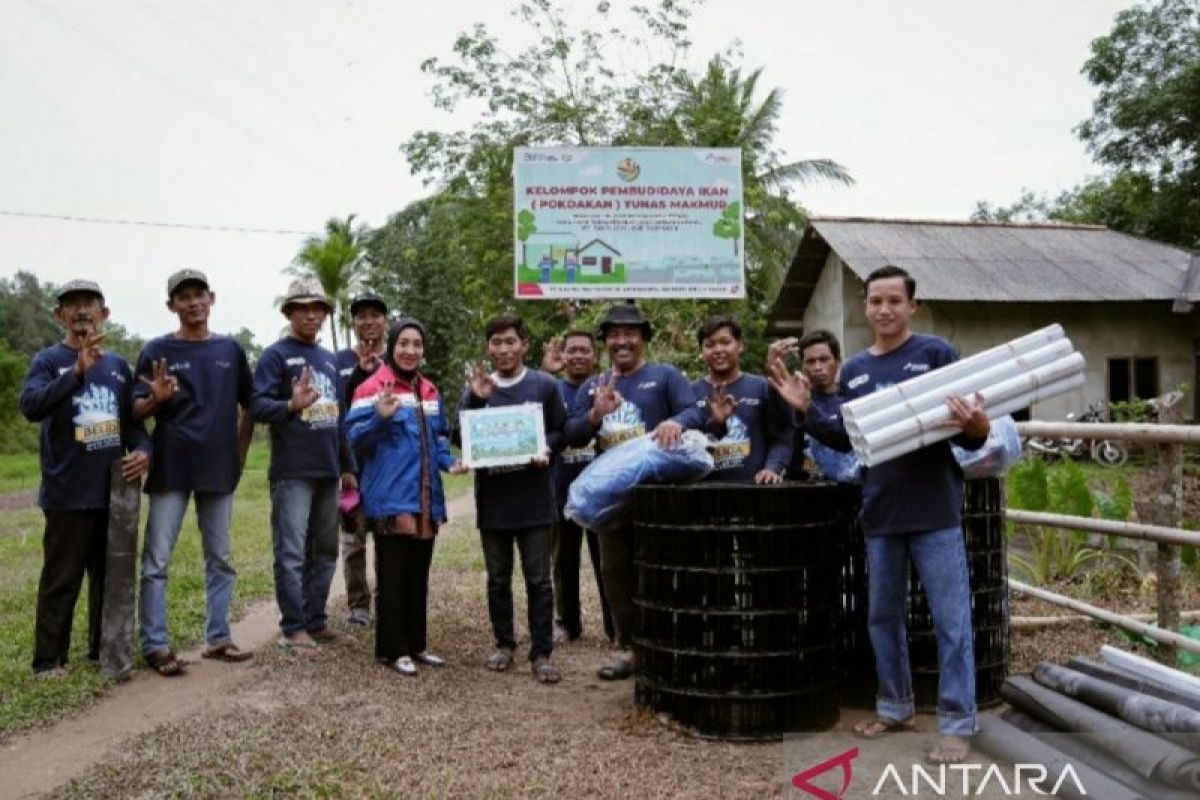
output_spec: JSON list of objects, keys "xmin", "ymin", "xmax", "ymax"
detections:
[
  {"xmin": 166, "ymin": 268, "xmax": 210, "ymax": 298},
  {"xmin": 350, "ymin": 291, "xmax": 388, "ymax": 316},
  {"xmin": 56, "ymin": 279, "xmax": 104, "ymax": 303},
  {"xmin": 597, "ymin": 303, "xmax": 653, "ymax": 342}
]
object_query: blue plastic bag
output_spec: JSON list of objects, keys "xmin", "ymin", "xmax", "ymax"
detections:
[
  {"xmin": 952, "ymin": 414, "xmax": 1022, "ymax": 479},
  {"xmin": 564, "ymin": 431, "xmax": 714, "ymax": 533},
  {"xmin": 808, "ymin": 439, "xmax": 863, "ymax": 484}
]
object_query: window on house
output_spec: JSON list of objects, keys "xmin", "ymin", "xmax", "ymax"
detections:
[
  {"xmin": 582, "ymin": 256, "xmax": 597, "ymax": 266},
  {"xmin": 1107, "ymin": 356, "xmax": 1159, "ymax": 403}
]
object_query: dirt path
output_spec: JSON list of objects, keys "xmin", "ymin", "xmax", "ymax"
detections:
[{"xmin": 0, "ymin": 492, "xmax": 476, "ymax": 800}]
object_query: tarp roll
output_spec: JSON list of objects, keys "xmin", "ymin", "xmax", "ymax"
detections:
[
  {"xmin": 1001, "ymin": 676, "xmax": 1200, "ymax": 792},
  {"xmin": 1001, "ymin": 710, "xmax": 1198, "ymax": 800},
  {"xmin": 1033, "ymin": 662, "xmax": 1200, "ymax": 740},
  {"xmin": 975, "ymin": 714, "xmax": 1144, "ymax": 800},
  {"xmin": 1067, "ymin": 657, "xmax": 1200, "ymax": 713}
]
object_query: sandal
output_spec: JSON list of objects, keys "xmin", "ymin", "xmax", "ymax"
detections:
[
  {"xmin": 145, "ymin": 649, "xmax": 186, "ymax": 677},
  {"xmin": 201, "ymin": 642, "xmax": 253, "ymax": 662},
  {"xmin": 853, "ymin": 716, "xmax": 916, "ymax": 739},
  {"xmin": 485, "ymin": 647, "xmax": 514, "ymax": 672},
  {"xmin": 597, "ymin": 654, "xmax": 634, "ymax": 681},
  {"xmin": 277, "ymin": 632, "xmax": 319, "ymax": 652},
  {"xmin": 927, "ymin": 735, "xmax": 971, "ymax": 764},
  {"xmin": 532, "ymin": 656, "xmax": 561, "ymax": 684}
]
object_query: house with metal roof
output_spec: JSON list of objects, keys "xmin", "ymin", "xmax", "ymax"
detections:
[{"xmin": 769, "ymin": 217, "xmax": 1200, "ymax": 420}]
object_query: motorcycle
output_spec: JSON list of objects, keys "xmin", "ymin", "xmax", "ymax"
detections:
[{"xmin": 1024, "ymin": 401, "xmax": 1128, "ymax": 467}]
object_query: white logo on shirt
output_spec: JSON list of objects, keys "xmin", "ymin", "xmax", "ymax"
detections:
[
  {"xmin": 286, "ymin": 357, "xmax": 306, "ymax": 366},
  {"xmin": 637, "ymin": 381, "xmax": 658, "ymax": 390},
  {"xmin": 848, "ymin": 374, "xmax": 870, "ymax": 389},
  {"xmin": 902, "ymin": 362, "xmax": 931, "ymax": 373}
]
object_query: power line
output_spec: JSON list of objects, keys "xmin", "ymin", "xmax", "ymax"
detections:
[{"xmin": 0, "ymin": 209, "xmax": 316, "ymax": 236}]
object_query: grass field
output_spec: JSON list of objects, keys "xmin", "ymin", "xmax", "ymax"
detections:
[{"xmin": 0, "ymin": 440, "xmax": 475, "ymax": 737}]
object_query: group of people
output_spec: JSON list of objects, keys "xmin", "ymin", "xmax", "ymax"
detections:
[{"xmin": 22, "ymin": 263, "xmax": 989, "ymax": 761}]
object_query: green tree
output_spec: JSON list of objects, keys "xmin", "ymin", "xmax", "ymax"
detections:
[
  {"xmin": 974, "ymin": 0, "xmax": 1199, "ymax": 248},
  {"xmin": 0, "ymin": 271, "xmax": 59, "ymax": 356},
  {"xmin": 231, "ymin": 326, "xmax": 263, "ymax": 365},
  {"xmin": 286, "ymin": 214, "xmax": 367, "ymax": 351},
  {"xmin": 401, "ymin": 0, "xmax": 851, "ymax": 377}
]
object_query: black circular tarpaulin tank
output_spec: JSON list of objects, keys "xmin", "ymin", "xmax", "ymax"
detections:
[
  {"xmin": 837, "ymin": 478, "xmax": 1010, "ymax": 711},
  {"xmin": 631, "ymin": 481, "xmax": 845, "ymax": 740}
]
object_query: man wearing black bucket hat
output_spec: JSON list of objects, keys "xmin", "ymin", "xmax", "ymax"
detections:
[
  {"xmin": 564, "ymin": 303, "xmax": 704, "ymax": 680},
  {"xmin": 334, "ymin": 291, "xmax": 389, "ymax": 627}
]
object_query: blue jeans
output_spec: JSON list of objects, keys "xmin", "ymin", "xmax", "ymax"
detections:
[
  {"xmin": 270, "ymin": 478, "xmax": 339, "ymax": 635},
  {"xmin": 139, "ymin": 491, "xmax": 236, "ymax": 655},
  {"xmin": 865, "ymin": 526, "xmax": 978, "ymax": 736}
]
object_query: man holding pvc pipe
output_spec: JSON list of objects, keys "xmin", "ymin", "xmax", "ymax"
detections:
[{"xmin": 769, "ymin": 265, "xmax": 989, "ymax": 764}]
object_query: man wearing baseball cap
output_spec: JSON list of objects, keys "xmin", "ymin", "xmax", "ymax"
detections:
[
  {"xmin": 132, "ymin": 269, "xmax": 256, "ymax": 676},
  {"xmin": 20, "ymin": 279, "xmax": 151, "ymax": 677},
  {"xmin": 563, "ymin": 303, "xmax": 704, "ymax": 680},
  {"xmin": 251, "ymin": 278, "xmax": 345, "ymax": 651},
  {"xmin": 334, "ymin": 290, "xmax": 389, "ymax": 627}
]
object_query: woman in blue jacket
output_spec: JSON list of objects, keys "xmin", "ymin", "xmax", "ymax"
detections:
[{"xmin": 344, "ymin": 318, "xmax": 465, "ymax": 676}]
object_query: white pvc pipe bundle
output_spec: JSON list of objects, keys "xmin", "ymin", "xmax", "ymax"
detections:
[{"xmin": 843, "ymin": 324, "xmax": 1085, "ymax": 467}]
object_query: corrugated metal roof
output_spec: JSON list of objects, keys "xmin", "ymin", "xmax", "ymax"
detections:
[{"xmin": 771, "ymin": 218, "xmax": 1197, "ymax": 330}]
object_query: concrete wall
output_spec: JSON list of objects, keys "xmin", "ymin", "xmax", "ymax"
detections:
[
  {"xmin": 796, "ymin": 260, "xmax": 1197, "ymax": 420},
  {"xmin": 799, "ymin": 251, "xmax": 845, "ymax": 344}
]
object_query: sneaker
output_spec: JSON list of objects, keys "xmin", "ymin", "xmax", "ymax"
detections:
[
  {"xmin": 415, "ymin": 651, "xmax": 446, "ymax": 667},
  {"xmin": 389, "ymin": 656, "xmax": 417, "ymax": 677},
  {"xmin": 346, "ymin": 608, "xmax": 370, "ymax": 627}
]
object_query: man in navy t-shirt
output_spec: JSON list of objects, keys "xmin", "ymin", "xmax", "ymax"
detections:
[
  {"xmin": 251, "ymin": 279, "xmax": 345, "ymax": 651},
  {"xmin": 461, "ymin": 313, "xmax": 566, "ymax": 684},
  {"xmin": 769, "ymin": 265, "xmax": 989, "ymax": 763},
  {"xmin": 692, "ymin": 314, "xmax": 793, "ymax": 484},
  {"xmin": 541, "ymin": 330, "xmax": 613, "ymax": 644},
  {"xmin": 564, "ymin": 303, "xmax": 704, "ymax": 681},
  {"xmin": 333, "ymin": 291, "xmax": 388, "ymax": 628},
  {"xmin": 133, "ymin": 269, "xmax": 255, "ymax": 675},
  {"xmin": 19, "ymin": 279, "xmax": 150, "ymax": 677}
]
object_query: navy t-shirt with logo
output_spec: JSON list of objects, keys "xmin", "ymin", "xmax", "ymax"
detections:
[
  {"xmin": 553, "ymin": 378, "xmax": 596, "ymax": 508},
  {"xmin": 693, "ymin": 373, "xmax": 794, "ymax": 482},
  {"xmin": 807, "ymin": 333, "xmax": 984, "ymax": 536},
  {"xmin": 564, "ymin": 363, "xmax": 704, "ymax": 453},
  {"xmin": 20, "ymin": 344, "xmax": 151, "ymax": 511},
  {"xmin": 134, "ymin": 335, "xmax": 252, "ymax": 495},
  {"xmin": 459, "ymin": 369, "xmax": 566, "ymax": 531},
  {"xmin": 251, "ymin": 337, "xmax": 343, "ymax": 481}
]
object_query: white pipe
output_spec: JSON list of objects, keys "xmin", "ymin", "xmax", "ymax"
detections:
[
  {"xmin": 842, "ymin": 324, "xmax": 1064, "ymax": 424},
  {"xmin": 858, "ymin": 355, "xmax": 1084, "ymax": 455},
  {"xmin": 850, "ymin": 338, "xmax": 1074, "ymax": 437},
  {"xmin": 859, "ymin": 371, "xmax": 1084, "ymax": 466}
]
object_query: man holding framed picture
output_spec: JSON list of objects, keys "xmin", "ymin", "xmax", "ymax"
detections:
[{"xmin": 459, "ymin": 312, "xmax": 566, "ymax": 684}]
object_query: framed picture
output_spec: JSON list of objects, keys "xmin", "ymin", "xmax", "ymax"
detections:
[{"xmin": 460, "ymin": 403, "xmax": 547, "ymax": 469}]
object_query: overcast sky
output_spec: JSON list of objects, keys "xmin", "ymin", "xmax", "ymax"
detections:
[{"xmin": 0, "ymin": 0, "xmax": 1131, "ymax": 347}]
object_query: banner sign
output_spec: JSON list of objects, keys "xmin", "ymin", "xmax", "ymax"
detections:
[{"xmin": 513, "ymin": 147, "xmax": 744, "ymax": 299}]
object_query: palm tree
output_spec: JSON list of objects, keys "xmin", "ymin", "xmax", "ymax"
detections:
[
  {"xmin": 649, "ymin": 56, "xmax": 854, "ymax": 296},
  {"xmin": 286, "ymin": 214, "xmax": 366, "ymax": 351}
]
